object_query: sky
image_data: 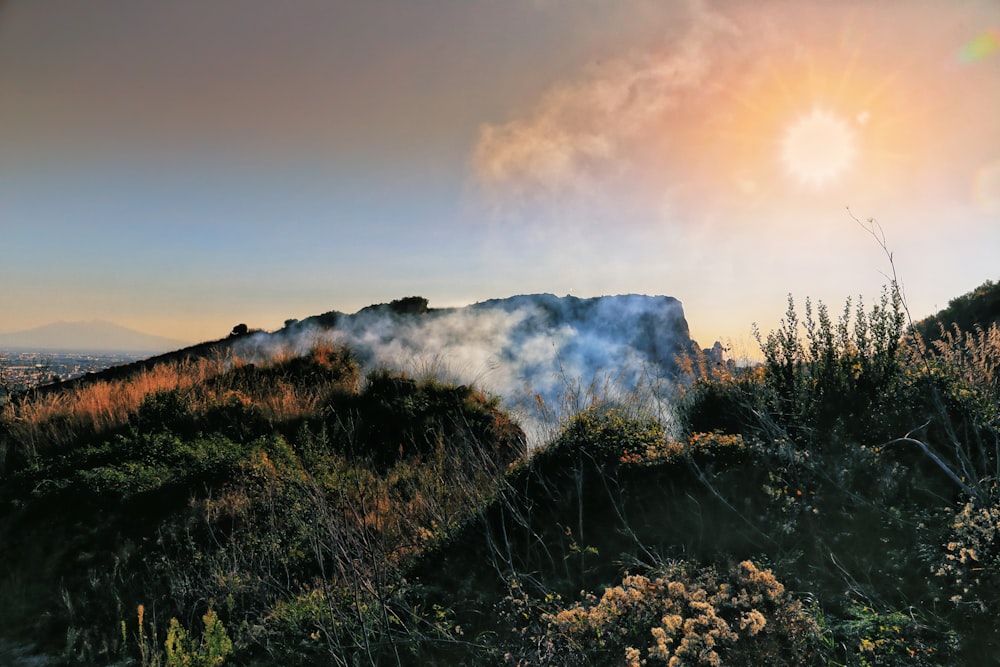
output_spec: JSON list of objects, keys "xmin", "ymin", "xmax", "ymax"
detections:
[{"xmin": 2, "ymin": 0, "xmax": 998, "ymax": 355}]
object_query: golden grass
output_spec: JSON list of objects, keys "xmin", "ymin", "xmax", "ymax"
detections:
[
  {"xmin": 0, "ymin": 345, "xmax": 357, "ymax": 468},
  {"xmin": 927, "ymin": 322, "xmax": 1000, "ymax": 398},
  {"xmin": 7, "ymin": 355, "xmax": 222, "ymax": 424}
]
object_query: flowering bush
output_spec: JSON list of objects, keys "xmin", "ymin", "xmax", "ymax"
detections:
[
  {"xmin": 502, "ymin": 560, "xmax": 822, "ymax": 666},
  {"xmin": 936, "ymin": 489, "xmax": 1000, "ymax": 613}
]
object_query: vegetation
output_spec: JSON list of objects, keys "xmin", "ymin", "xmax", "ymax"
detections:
[
  {"xmin": 911, "ymin": 278, "xmax": 1000, "ymax": 343},
  {"xmin": 1, "ymin": 281, "xmax": 998, "ymax": 665},
  {"xmin": 667, "ymin": 283, "xmax": 1000, "ymax": 664},
  {"xmin": 0, "ymin": 343, "xmax": 522, "ymax": 665}
]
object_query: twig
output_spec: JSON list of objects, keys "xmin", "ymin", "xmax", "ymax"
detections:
[{"xmin": 880, "ymin": 436, "xmax": 980, "ymax": 501}]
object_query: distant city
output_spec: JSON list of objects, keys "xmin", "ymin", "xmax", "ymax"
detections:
[{"xmin": 0, "ymin": 350, "xmax": 148, "ymax": 399}]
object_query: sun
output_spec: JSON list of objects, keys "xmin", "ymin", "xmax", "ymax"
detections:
[{"xmin": 780, "ymin": 108, "xmax": 857, "ymax": 188}]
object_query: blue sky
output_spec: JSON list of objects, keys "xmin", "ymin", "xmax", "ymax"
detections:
[{"xmin": 2, "ymin": 0, "xmax": 998, "ymax": 352}]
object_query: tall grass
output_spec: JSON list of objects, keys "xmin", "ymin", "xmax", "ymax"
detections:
[
  {"xmin": 0, "ymin": 343, "xmax": 358, "ymax": 472},
  {"xmin": 0, "ymin": 356, "xmax": 226, "ymax": 466}
]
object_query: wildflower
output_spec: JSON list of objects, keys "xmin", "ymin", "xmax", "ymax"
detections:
[
  {"xmin": 739, "ymin": 609, "xmax": 767, "ymax": 635},
  {"xmin": 661, "ymin": 614, "xmax": 683, "ymax": 633}
]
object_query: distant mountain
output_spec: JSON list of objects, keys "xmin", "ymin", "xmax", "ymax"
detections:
[{"xmin": 0, "ymin": 320, "xmax": 190, "ymax": 353}]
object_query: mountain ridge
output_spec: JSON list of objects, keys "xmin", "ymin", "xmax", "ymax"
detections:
[{"xmin": 18, "ymin": 294, "xmax": 707, "ymax": 413}]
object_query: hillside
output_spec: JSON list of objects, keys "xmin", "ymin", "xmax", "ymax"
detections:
[
  {"xmin": 911, "ymin": 278, "xmax": 1000, "ymax": 342},
  {"xmin": 0, "ymin": 342, "xmax": 525, "ymax": 665},
  {"xmin": 28, "ymin": 294, "xmax": 705, "ymax": 438},
  {"xmin": 252, "ymin": 293, "xmax": 699, "ymax": 394},
  {"xmin": 0, "ymin": 286, "xmax": 998, "ymax": 665}
]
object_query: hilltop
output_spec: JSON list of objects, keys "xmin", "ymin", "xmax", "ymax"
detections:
[{"xmin": 27, "ymin": 294, "xmax": 707, "ymax": 428}]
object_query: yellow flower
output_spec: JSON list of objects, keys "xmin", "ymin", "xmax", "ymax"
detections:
[
  {"xmin": 739, "ymin": 609, "xmax": 767, "ymax": 636},
  {"xmin": 661, "ymin": 614, "xmax": 683, "ymax": 633}
]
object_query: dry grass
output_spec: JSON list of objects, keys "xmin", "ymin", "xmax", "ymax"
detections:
[
  {"xmin": 0, "ymin": 344, "xmax": 357, "ymax": 470},
  {"xmin": 1, "ymin": 356, "xmax": 227, "ymax": 463},
  {"xmin": 924, "ymin": 323, "xmax": 1000, "ymax": 401}
]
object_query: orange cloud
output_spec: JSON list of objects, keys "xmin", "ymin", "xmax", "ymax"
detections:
[{"xmin": 472, "ymin": 2, "xmax": 735, "ymax": 201}]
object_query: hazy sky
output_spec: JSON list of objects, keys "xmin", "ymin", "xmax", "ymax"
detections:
[{"xmin": 2, "ymin": 0, "xmax": 998, "ymax": 352}]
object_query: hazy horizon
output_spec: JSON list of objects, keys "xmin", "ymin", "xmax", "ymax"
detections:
[
  {"xmin": 0, "ymin": 318, "xmax": 193, "ymax": 353},
  {"xmin": 2, "ymin": 1, "xmax": 998, "ymax": 353}
]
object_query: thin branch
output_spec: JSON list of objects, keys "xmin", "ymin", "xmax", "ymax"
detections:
[
  {"xmin": 881, "ymin": 436, "xmax": 980, "ymax": 501},
  {"xmin": 847, "ymin": 209, "xmax": 922, "ymax": 350}
]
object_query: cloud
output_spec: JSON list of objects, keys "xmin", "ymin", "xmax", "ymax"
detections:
[{"xmin": 472, "ymin": 0, "xmax": 736, "ymax": 202}]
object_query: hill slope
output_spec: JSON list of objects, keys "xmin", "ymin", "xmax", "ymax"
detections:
[
  {"xmin": 246, "ymin": 293, "xmax": 703, "ymax": 423},
  {"xmin": 0, "ymin": 342, "xmax": 525, "ymax": 665},
  {"xmin": 34, "ymin": 294, "xmax": 705, "ymax": 430},
  {"xmin": 1, "ymin": 286, "xmax": 999, "ymax": 664},
  {"xmin": 912, "ymin": 278, "xmax": 1000, "ymax": 341}
]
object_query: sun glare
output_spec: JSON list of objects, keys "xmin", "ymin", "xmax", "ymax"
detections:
[{"xmin": 780, "ymin": 108, "xmax": 857, "ymax": 188}]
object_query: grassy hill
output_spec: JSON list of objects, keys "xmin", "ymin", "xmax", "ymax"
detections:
[{"xmin": 1, "ymin": 284, "xmax": 998, "ymax": 665}]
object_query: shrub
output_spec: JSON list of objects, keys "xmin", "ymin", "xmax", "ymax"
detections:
[
  {"xmin": 835, "ymin": 603, "xmax": 957, "ymax": 667},
  {"xmin": 541, "ymin": 407, "xmax": 667, "ymax": 466},
  {"xmin": 751, "ymin": 286, "xmax": 907, "ymax": 444},
  {"xmin": 346, "ymin": 369, "xmax": 524, "ymax": 468},
  {"xmin": 135, "ymin": 389, "xmax": 196, "ymax": 435},
  {"xmin": 502, "ymin": 559, "xmax": 823, "ymax": 666},
  {"xmin": 163, "ymin": 608, "xmax": 232, "ymax": 667},
  {"xmin": 936, "ymin": 490, "xmax": 1000, "ymax": 613},
  {"xmin": 131, "ymin": 604, "xmax": 233, "ymax": 667}
]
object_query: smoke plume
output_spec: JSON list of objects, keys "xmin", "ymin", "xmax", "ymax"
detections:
[{"xmin": 235, "ymin": 294, "xmax": 702, "ymax": 445}]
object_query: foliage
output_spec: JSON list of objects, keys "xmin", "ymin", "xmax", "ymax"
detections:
[
  {"xmin": 0, "ymin": 342, "xmax": 522, "ymax": 665},
  {"xmin": 163, "ymin": 608, "xmax": 233, "ymax": 667},
  {"xmin": 501, "ymin": 559, "xmax": 823, "ymax": 666},
  {"xmin": 916, "ymin": 321, "xmax": 1000, "ymax": 431},
  {"xmin": 2, "ymin": 282, "xmax": 1000, "ymax": 665},
  {"xmin": 835, "ymin": 603, "xmax": 956, "ymax": 667},
  {"xmin": 131, "ymin": 604, "xmax": 233, "ymax": 667},
  {"xmin": 542, "ymin": 406, "xmax": 668, "ymax": 465},
  {"xmin": 750, "ymin": 285, "xmax": 907, "ymax": 444},
  {"xmin": 935, "ymin": 489, "xmax": 1000, "ymax": 612},
  {"xmin": 911, "ymin": 278, "xmax": 1000, "ymax": 344},
  {"xmin": 676, "ymin": 284, "xmax": 999, "ymax": 664}
]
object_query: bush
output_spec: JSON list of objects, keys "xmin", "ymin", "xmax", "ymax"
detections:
[
  {"xmin": 131, "ymin": 604, "xmax": 233, "ymax": 667},
  {"xmin": 136, "ymin": 390, "xmax": 194, "ymax": 434},
  {"xmin": 346, "ymin": 369, "xmax": 524, "ymax": 468},
  {"xmin": 750, "ymin": 286, "xmax": 907, "ymax": 445},
  {"xmin": 540, "ymin": 407, "xmax": 667, "ymax": 467},
  {"xmin": 501, "ymin": 559, "xmax": 823, "ymax": 666}
]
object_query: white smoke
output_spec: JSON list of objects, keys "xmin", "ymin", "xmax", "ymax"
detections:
[{"xmin": 234, "ymin": 295, "xmax": 694, "ymax": 446}]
